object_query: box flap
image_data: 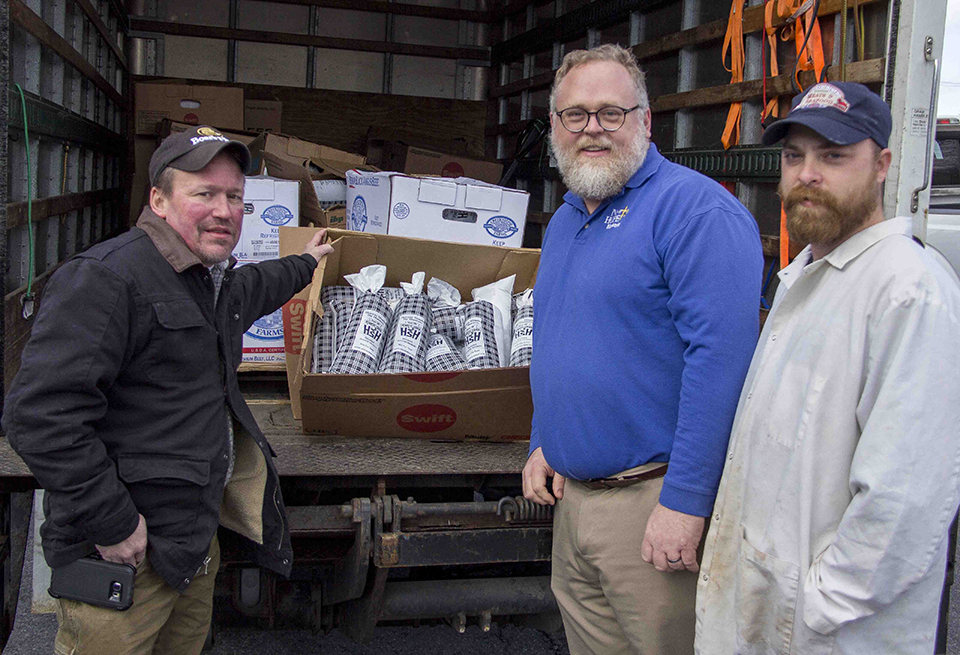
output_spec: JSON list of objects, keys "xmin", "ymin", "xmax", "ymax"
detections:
[
  {"xmin": 464, "ymin": 184, "xmax": 503, "ymax": 211},
  {"xmin": 324, "ymin": 229, "xmax": 539, "ymax": 297},
  {"xmin": 263, "ymin": 152, "xmax": 328, "ymax": 228},
  {"xmin": 417, "ymin": 179, "xmax": 458, "ymax": 206}
]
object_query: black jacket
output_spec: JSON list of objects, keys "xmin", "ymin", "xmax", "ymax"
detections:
[{"xmin": 3, "ymin": 209, "xmax": 316, "ymax": 592}]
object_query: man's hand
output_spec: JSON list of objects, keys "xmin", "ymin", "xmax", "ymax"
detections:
[
  {"xmin": 96, "ymin": 514, "xmax": 147, "ymax": 567},
  {"xmin": 522, "ymin": 447, "xmax": 565, "ymax": 506},
  {"xmin": 303, "ymin": 229, "xmax": 334, "ymax": 262},
  {"xmin": 641, "ymin": 503, "xmax": 704, "ymax": 573}
]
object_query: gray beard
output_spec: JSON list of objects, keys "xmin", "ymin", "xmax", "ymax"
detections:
[{"xmin": 551, "ymin": 128, "xmax": 650, "ymax": 203}]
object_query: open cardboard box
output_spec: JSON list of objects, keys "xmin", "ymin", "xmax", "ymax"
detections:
[
  {"xmin": 250, "ymin": 132, "xmax": 372, "ymax": 230},
  {"xmin": 280, "ymin": 227, "xmax": 540, "ymax": 441}
]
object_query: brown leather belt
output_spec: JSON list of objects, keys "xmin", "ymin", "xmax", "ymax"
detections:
[{"xmin": 579, "ymin": 464, "xmax": 668, "ymax": 490}]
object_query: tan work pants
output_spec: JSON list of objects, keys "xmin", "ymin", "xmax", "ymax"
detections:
[
  {"xmin": 54, "ymin": 535, "xmax": 220, "ymax": 655},
  {"xmin": 552, "ymin": 467, "xmax": 700, "ymax": 655}
]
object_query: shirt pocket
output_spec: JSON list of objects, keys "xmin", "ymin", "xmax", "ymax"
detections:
[
  {"xmin": 735, "ymin": 527, "xmax": 800, "ymax": 655},
  {"xmin": 118, "ymin": 455, "xmax": 210, "ymax": 538},
  {"xmin": 146, "ymin": 300, "xmax": 211, "ymax": 383}
]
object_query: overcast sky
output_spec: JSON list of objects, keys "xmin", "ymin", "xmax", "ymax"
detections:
[{"xmin": 938, "ymin": 0, "xmax": 960, "ymax": 116}]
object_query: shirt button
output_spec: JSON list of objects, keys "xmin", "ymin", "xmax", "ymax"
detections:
[
  {"xmin": 233, "ymin": 313, "xmax": 240, "ymax": 320},
  {"xmin": 771, "ymin": 334, "xmax": 777, "ymax": 341},
  {"xmin": 714, "ymin": 513, "xmax": 721, "ymax": 521},
  {"xmin": 728, "ymin": 452, "xmax": 734, "ymax": 460},
  {"xmin": 184, "ymin": 578, "xmax": 190, "ymax": 585},
  {"xmin": 702, "ymin": 574, "xmax": 709, "ymax": 582},
  {"xmin": 223, "ymin": 453, "xmax": 229, "ymax": 460}
]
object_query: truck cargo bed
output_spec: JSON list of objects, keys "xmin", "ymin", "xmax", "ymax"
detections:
[{"xmin": 0, "ymin": 398, "xmax": 530, "ymax": 480}]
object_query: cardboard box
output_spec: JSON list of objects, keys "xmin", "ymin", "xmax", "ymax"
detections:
[
  {"xmin": 385, "ymin": 144, "xmax": 503, "ymax": 185},
  {"xmin": 135, "ymin": 83, "xmax": 244, "ymax": 136},
  {"xmin": 282, "ymin": 227, "xmax": 540, "ymax": 440},
  {"xmin": 249, "ymin": 132, "xmax": 370, "ymax": 229},
  {"xmin": 244, "ymin": 100, "xmax": 282, "ymax": 133},
  {"xmin": 234, "ymin": 176, "xmax": 300, "ymax": 368},
  {"xmin": 345, "ymin": 171, "xmax": 528, "ymax": 248}
]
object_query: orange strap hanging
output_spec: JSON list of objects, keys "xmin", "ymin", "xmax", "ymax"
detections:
[
  {"xmin": 792, "ymin": 7, "xmax": 826, "ymax": 90},
  {"xmin": 761, "ymin": 0, "xmax": 781, "ymax": 124},
  {"xmin": 721, "ymin": 0, "xmax": 746, "ymax": 149},
  {"xmin": 779, "ymin": 204, "xmax": 790, "ymax": 270}
]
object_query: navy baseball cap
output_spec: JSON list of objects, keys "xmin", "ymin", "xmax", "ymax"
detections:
[
  {"xmin": 149, "ymin": 126, "xmax": 251, "ymax": 187},
  {"xmin": 761, "ymin": 82, "xmax": 892, "ymax": 148}
]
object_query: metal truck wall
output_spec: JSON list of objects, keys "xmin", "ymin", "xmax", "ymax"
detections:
[{"xmin": 5, "ymin": 0, "xmax": 128, "ymax": 394}]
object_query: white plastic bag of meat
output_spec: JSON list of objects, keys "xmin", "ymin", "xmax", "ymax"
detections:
[
  {"xmin": 379, "ymin": 272, "xmax": 433, "ymax": 373},
  {"xmin": 312, "ymin": 299, "xmax": 347, "ymax": 373},
  {"xmin": 509, "ymin": 288, "xmax": 533, "ymax": 367},
  {"xmin": 428, "ymin": 277, "xmax": 464, "ymax": 342},
  {"xmin": 424, "ymin": 332, "xmax": 467, "ymax": 372},
  {"xmin": 460, "ymin": 300, "xmax": 500, "ymax": 369},
  {"xmin": 471, "ymin": 274, "xmax": 515, "ymax": 367},
  {"xmin": 329, "ymin": 265, "xmax": 393, "ymax": 374},
  {"xmin": 320, "ymin": 285, "xmax": 355, "ymax": 314}
]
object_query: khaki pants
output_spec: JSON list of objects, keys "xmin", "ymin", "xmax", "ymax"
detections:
[
  {"xmin": 552, "ymin": 467, "xmax": 700, "ymax": 655},
  {"xmin": 54, "ymin": 535, "xmax": 220, "ymax": 655}
]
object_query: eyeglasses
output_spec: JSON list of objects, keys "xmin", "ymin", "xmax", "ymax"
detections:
[{"xmin": 555, "ymin": 105, "xmax": 641, "ymax": 133}]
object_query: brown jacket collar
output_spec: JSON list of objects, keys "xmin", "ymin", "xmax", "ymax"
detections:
[{"xmin": 136, "ymin": 207, "xmax": 236, "ymax": 273}]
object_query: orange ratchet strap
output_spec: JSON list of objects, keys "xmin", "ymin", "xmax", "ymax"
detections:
[{"xmin": 721, "ymin": 0, "xmax": 746, "ymax": 149}]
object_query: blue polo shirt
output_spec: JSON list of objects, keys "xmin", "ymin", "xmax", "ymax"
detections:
[{"xmin": 530, "ymin": 143, "xmax": 763, "ymax": 516}]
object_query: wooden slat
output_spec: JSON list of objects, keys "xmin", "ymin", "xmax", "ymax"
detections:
[
  {"xmin": 263, "ymin": 0, "xmax": 490, "ymax": 23},
  {"xmin": 488, "ymin": 0, "xmax": 883, "ymax": 99},
  {"xmin": 6, "ymin": 188, "xmax": 123, "ymax": 231},
  {"xmin": 486, "ymin": 58, "xmax": 884, "ymax": 136},
  {"xmin": 10, "ymin": 0, "xmax": 125, "ymax": 107},
  {"xmin": 490, "ymin": 71, "xmax": 555, "ymax": 100},
  {"xmin": 760, "ymin": 234, "xmax": 780, "ymax": 259},
  {"xmin": 649, "ymin": 57, "xmax": 883, "ymax": 113},
  {"xmin": 128, "ymin": 18, "xmax": 490, "ymax": 61},
  {"xmin": 74, "ymin": 0, "xmax": 127, "ymax": 71},
  {"xmin": 633, "ymin": 0, "xmax": 884, "ymax": 61}
]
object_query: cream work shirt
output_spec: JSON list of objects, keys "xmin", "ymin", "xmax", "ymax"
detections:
[{"xmin": 695, "ymin": 217, "xmax": 960, "ymax": 654}]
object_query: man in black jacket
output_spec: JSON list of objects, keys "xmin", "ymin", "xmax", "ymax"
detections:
[{"xmin": 3, "ymin": 126, "xmax": 331, "ymax": 654}]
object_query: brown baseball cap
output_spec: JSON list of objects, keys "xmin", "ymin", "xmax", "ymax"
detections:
[{"xmin": 149, "ymin": 125, "xmax": 251, "ymax": 187}]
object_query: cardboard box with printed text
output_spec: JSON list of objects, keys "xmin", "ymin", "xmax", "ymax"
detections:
[
  {"xmin": 345, "ymin": 171, "xmax": 528, "ymax": 248},
  {"xmin": 244, "ymin": 100, "xmax": 283, "ymax": 133},
  {"xmin": 279, "ymin": 227, "xmax": 539, "ymax": 440},
  {"xmin": 234, "ymin": 176, "xmax": 300, "ymax": 369}
]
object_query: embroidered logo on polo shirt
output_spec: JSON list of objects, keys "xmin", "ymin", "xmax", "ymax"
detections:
[
  {"xmin": 796, "ymin": 83, "xmax": 850, "ymax": 112},
  {"xmin": 604, "ymin": 206, "xmax": 629, "ymax": 229}
]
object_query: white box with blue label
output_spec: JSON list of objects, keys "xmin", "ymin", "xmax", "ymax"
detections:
[
  {"xmin": 344, "ymin": 170, "xmax": 528, "ymax": 248},
  {"xmin": 233, "ymin": 175, "xmax": 300, "ymax": 366}
]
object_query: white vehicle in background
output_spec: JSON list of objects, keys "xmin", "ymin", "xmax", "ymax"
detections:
[{"xmin": 927, "ymin": 118, "xmax": 960, "ymax": 280}]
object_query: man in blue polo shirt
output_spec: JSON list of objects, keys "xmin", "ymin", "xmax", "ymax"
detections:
[{"xmin": 522, "ymin": 44, "xmax": 763, "ymax": 653}]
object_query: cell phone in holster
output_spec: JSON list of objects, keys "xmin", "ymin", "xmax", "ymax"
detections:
[{"xmin": 48, "ymin": 555, "xmax": 136, "ymax": 611}]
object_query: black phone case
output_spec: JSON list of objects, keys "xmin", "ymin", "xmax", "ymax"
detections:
[{"xmin": 48, "ymin": 557, "xmax": 136, "ymax": 611}]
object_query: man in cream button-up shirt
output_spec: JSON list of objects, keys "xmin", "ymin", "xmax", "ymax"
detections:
[{"xmin": 696, "ymin": 82, "xmax": 960, "ymax": 654}]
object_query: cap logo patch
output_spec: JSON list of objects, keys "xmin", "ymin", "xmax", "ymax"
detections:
[
  {"xmin": 189, "ymin": 135, "xmax": 230, "ymax": 146},
  {"xmin": 796, "ymin": 84, "xmax": 850, "ymax": 112},
  {"xmin": 197, "ymin": 127, "xmax": 222, "ymax": 137}
]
